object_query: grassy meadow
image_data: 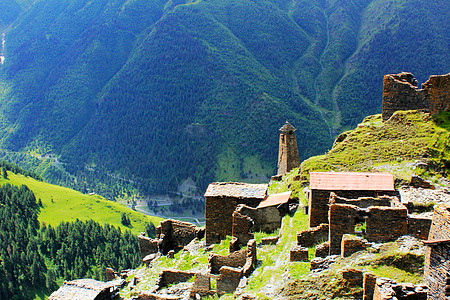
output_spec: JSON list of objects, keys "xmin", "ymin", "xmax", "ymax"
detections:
[{"xmin": 0, "ymin": 172, "xmax": 163, "ymax": 235}]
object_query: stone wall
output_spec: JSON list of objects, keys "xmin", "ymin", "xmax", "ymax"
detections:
[
  {"xmin": 363, "ymin": 273, "xmax": 377, "ymax": 300},
  {"xmin": 407, "ymin": 214, "xmax": 432, "ymax": 240},
  {"xmin": 205, "ymin": 196, "xmax": 262, "ymax": 245},
  {"xmin": 424, "ymin": 205, "xmax": 450, "ymax": 300},
  {"xmin": 138, "ymin": 234, "xmax": 160, "ymax": 259},
  {"xmin": 423, "ymin": 74, "xmax": 450, "ymax": 115},
  {"xmin": 382, "ymin": 72, "xmax": 450, "ymax": 121},
  {"xmin": 157, "ymin": 219, "xmax": 204, "ymax": 254},
  {"xmin": 329, "ymin": 203, "xmax": 359, "ymax": 255},
  {"xmin": 366, "ymin": 206, "xmax": 408, "ymax": 242},
  {"xmin": 297, "ymin": 223, "xmax": 329, "ymax": 247},
  {"xmin": 309, "ymin": 190, "xmax": 392, "ymax": 227},
  {"xmin": 231, "ymin": 211, "xmax": 254, "ymax": 250},
  {"xmin": 209, "ymin": 248, "xmax": 248, "ymax": 274},
  {"xmin": 217, "ymin": 266, "xmax": 242, "ymax": 293},
  {"xmin": 235, "ymin": 204, "xmax": 282, "ymax": 233}
]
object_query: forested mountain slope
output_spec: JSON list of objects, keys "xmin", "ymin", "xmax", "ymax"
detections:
[{"xmin": 0, "ymin": 0, "xmax": 448, "ymax": 197}]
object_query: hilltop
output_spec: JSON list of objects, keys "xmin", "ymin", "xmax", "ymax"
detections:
[
  {"xmin": 0, "ymin": 0, "xmax": 448, "ymax": 198},
  {"xmin": 270, "ymin": 110, "xmax": 450, "ymax": 199}
]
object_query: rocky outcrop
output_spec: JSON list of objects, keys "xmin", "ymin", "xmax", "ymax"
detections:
[{"xmin": 382, "ymin": 72, "xmax": 450, "ymax": 121}]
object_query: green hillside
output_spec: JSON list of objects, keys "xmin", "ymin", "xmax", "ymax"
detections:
[
  {"xmin": 0, "ymin": 172, "xmax": 163, "ymax": 235},
  {"xmin": 0, "ymin": 0, "xmax": 448, "ymax": 198}
]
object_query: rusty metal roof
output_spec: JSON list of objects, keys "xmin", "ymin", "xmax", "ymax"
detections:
[
  {"xmin": 257, "ymin": 191, "xmax": 292, "ymax": 208},
  {"xmin": 48, "ymin": 279, "xmax": 123, "ymax": 300},
  {"xmin": 204, "ymin": 182, "xmax": 268, "ymax": 199},
  {"xmin": 309, "ymin": 172, "xmax": 395, "ymax": 191}
]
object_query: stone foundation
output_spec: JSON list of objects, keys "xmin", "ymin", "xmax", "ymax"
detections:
[
  {"xmin": 261, "ymin": 235, "xmax": 279, "ymax": 245},
  {"xmin": 372, "ymin": 278, "xmax": 427, "ymax": 300},
  {"xmin": 156, "ymin": 269, "xmax": 197, "ymax": 290},
  {"xmin": 310, "ymin": 255, "xmax": 339, "ymax": 271},
  {"xmin": 290, "ymin": 246, "xmax": 309, "ymax": 262}
]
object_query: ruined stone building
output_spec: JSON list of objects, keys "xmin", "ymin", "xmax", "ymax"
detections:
[
  {"xmin": 382, "ymin": 72, "xmax": 450, "ymax": 121},
  {"xmin": 49, "ymin": 279, "xmax": 124, "ymax": 300},
  {"xmin": 204, "ymin": 182, "xmax": 268, "ymax": 245},
  {"xmin": 277, "ymin": 121, "xmax": 300, "ymax": 175},
  {"xmin": 424, "ymin": 204, "xmax": 450, "ymax": 300},
  {"xmin": 308, "ymin": 172, "xmax": 396, "ymax": 227}
]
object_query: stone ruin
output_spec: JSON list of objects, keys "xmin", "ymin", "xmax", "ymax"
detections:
[
  {"xmin": 382, "ymin": 72, "xmax": 449, "ymax": 121},
  {"xmin": 204, "ymin": 182, "xmax": 268, "ymax": 245},
  {"xmin": 308, "ymin": 172, "xmax": 397, "ymax": 227},
  {"xmin": 298, "ymin": 171, "xmax": 450, "ymax": 300},
  {"xmin": 138, "ymin": 219, "xmax": 205, "ymax": 260},
  {"xmin": 297, "ymin": 189, "xmax": 433, "ymax": 257}
]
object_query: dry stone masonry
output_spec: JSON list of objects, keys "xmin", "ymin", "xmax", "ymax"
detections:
[
  {"xmin": 204, "ymin": 182, "xmax": 267, "ymax": 245},
  {"xmin": 382, "ymin": 72, "xmax": 450, "ymax": 121},
  {"xmin": 277, "ymin": 121, "xmax": 300, "ymax": 175}
]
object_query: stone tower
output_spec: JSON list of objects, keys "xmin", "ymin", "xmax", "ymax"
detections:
[{"xmin": 277, "ymin": 121, "xmax": 300, "ymax": 175}]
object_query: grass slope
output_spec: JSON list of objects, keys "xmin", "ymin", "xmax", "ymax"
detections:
[
  {"xmin": 300, "ymin": 111, "xmax": 450, "ymax": 184},
  {"xmin": 0, "ymin": 172, "xmax": 163, "ymax": 235}
]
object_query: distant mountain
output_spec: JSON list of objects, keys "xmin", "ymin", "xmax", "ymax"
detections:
[{"xmin": 0, "ymin": 0, "xmax": 448, "ymax": 197}]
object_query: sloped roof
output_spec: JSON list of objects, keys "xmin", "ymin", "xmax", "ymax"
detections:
[
  {"xmin": 48, "ymin": 279, "xmax": 123, "ymax": 300},
  {"xmin": 280, "ymin": 121, "xmax": 296, "ymax": 133},
  {"xmin": 204, "ymin": 182, "xmax": 268, "ymax": 199},
  {"xmin": 309, "ymin": 172, "xmax": 395, "ymax": 191},
  {"xmin": 257, "ymin": 191, "xmax": 292, "ymax": 208}
]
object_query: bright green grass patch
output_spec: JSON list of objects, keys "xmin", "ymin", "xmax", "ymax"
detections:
[
  {"xmin": 366, "ymin": 265, "xmax": 422, "ymax": 284},
  {"xmin": 0, "ymin": 172, "xmax": 163, "ymax": 235}
]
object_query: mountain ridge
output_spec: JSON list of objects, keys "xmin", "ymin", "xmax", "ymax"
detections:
[{"xmin": 0, "ymin": 0, "xmax": 448, "ymax": 197}]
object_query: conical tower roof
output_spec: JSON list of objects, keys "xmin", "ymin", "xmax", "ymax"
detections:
[{"xmin": 279, "ymin": 121, "xmax": 296, "ymax": 133}]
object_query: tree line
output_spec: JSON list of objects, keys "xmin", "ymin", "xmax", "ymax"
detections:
[{"xmin": 0, "ymin": 184, "xmax": 141, "ymax": 299}]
